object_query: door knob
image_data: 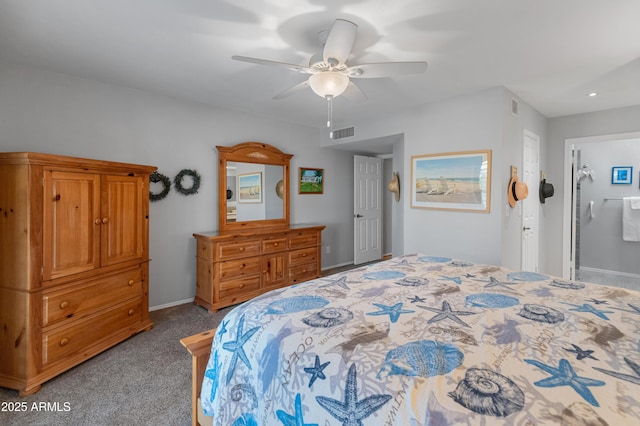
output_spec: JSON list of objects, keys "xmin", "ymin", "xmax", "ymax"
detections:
[
  {"xmin": 523, "ymin": 226, "xmax": 531, "ymax": 231},
  {"xmin": 354, "ymin": 214, "xmax": 363, "ymax": 218}
]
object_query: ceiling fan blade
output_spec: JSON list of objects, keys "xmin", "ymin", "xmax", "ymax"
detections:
[
  {"xmin": 273, "ymin": 80, "xmax": 310, "ymax": 99},
  {"xmin": 232, "ymin": 55, "xmax": 315, "ymax": 74},
  {"xmin": 347, "ymin": 62, "xmax": 428, "ymax": 78},
  {"xmin": 342, "ymin": 81, "xmax": 367, "ymax": 102},
  {"xmin": 323, "ymin": 19, "xmax": 357, "ymax": 65}
]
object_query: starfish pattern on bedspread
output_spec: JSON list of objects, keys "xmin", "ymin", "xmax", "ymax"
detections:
[
  {"xmin": 304, "ymin": 355, "xmax": 330, "ymax": 387},
  {"xmin": 419, "ymin": 300, "xmax": 476, "ymax": 328},
  {"xmin": 316, "ymin": 363, "xmax": 392, "ymax": 426},
  {"xmin": 561, "ymin": 302, "xmax": 614, "ymax": 320},
  {"xmin": 222, "ymin": 315, "xmax": 260, "ymax": 384},
  {"xmin": 484, "ymin": 276, "xmax": 518, "ymax": 290},
  {"xmin": 564, "ymin": 344, "xmax": 598, "ymax": 361},
  {"xmin": 276, "ymin": 393, "xmax": 318, "ymax": 426},
  {"xmin": 525, "ymin": 358, "xmax": 605, "ymax": 406},
  {"xmin": 217, "ymin": 319, "xmax": 229, "ymax": 341},
  {"xmin": 367, "ymin": 302, "xmax": 414, "ymax": 323},
  {"xmin": 320, "ymin": 276, "xmax": 351, "ymax": 290},
  {"xmin": 408, "ymin": 295, "xmax": 426, "ymax": 303},
  {"xmin": 593, "ymin": 357, "xmax": 640, "ymax": 385}
]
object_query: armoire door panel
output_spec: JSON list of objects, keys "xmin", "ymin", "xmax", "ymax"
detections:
[
  {"xmin": 43, "ymin": 171, "xmax": 101, "ymax": 280},
  {"xmin": 101, "ymin": 175, "xmax": 145, "ymax": 266}
]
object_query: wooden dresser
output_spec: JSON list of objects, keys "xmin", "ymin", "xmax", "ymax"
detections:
[
  {"xmin": 0, "ymin": 152, "xmax": 156, "ymax": 396},
  {"xmin": 193, "ymin": 225, "xmax": 325, "ymax": 312}
]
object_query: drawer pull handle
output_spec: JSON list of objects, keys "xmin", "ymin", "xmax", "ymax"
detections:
[
  {"xmin": 128, "ymin": 280, "xmax": 135, "ymax": 286},
  {"xmin": 302, "ymin": 253, "xmax": 307, "ymax": 257},
  {"xmin": 239, "ymin": 247, "xmax": 245, "ymax": 252},
  {"xmin": 95, "ymin": 218, "xmax": 102, "ymax": 225},
  {"xmin": 128, "ymin": 309, "xmax": 135, "ymax": 316},
  {"xmin": 273, "ymin": 242, "xmax": 279, "ymax": 247},
  {"xmin": 102, "ymin": 217, "xmax": 109, "ymax": 224},
  {"xmin": 59, "ymin": 338, "xmax": 69, "ymax": 347},
  {"xmin": 59, "ymin": 301, "xmax": 69, "ymax": 309}
]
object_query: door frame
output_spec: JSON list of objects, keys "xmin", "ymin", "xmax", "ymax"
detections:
[{"xmin": 562, "ymin": 131, "xmax": 640, "ymax": 279}]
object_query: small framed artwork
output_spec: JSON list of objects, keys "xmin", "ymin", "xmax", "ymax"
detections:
[
  {"xmin": 238, "ymin": 172, "xmax": 262, "ymax": 203},
  {"xmin": 611, "ymin": 166, "xmax": 632, "ymax": 184},
  {"xmin": 299, "ymin": 167, "xmax": 324, "ymax": 194},
  {"xmin": 410, "ymin": 150, "xmax": 492, "ymax": 213}
]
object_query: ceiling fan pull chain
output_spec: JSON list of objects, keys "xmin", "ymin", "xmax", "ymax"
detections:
[{"xmin": 327, "ymin": 95, "xmax": 333, "ymax": 130}]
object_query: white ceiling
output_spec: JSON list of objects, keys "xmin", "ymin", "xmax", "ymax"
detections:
[{"xmin": 1, "ymin": 0, "xmax": 639, "ymax": 131}]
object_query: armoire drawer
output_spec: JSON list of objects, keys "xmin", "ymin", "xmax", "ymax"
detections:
[
  {"xmin": 289, "ymin": 233, "xmax": 318, "ymax": 249},
  {"xmin": 288, "ymin": 247, "xmax": 318, "ymax": 267},
  {"xmin": 42, "ymin": 268, "xmax": 142, "ymax": 327},
  {"xmin": 218, "ymin": 258, "xmax": 261, "ymax": 280},
  {"xmin": 42, "ymin": 297, "xmax": 143, "ymax": 366},
  {"xmin": 216, "ymin": 241, "xmax": 261, "ymax": 260}
]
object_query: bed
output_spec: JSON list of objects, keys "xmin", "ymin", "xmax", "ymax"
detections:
[{"xmin": 183, "ymin": 254, "xmax": 640, "ymax": 425}]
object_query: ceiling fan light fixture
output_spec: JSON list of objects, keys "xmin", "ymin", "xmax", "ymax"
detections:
[{"xmin": 309, "ymin": 72, "xmax": 349, "ymax": 98}]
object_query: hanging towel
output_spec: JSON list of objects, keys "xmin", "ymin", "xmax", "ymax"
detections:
[{"xmin": 622, "ymin": 197, "xmax": 640, "ymax": 241}]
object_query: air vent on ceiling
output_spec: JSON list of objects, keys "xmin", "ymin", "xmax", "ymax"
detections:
[
  {"xmin": 511, "ymin": 98, "xmax": 519, "ymax": 116},
  {"xmin": 330, "ymin": 126, "xmax": 355, "ymax": 140}
]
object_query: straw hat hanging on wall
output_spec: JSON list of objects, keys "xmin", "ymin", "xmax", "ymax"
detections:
[
  {"xmin": 507, "ymin": 166, "xmax": 528, "ymax": 208},
  {"xmin": 388, "ymin": 172, "xmax": 400, "ymax": 202}
]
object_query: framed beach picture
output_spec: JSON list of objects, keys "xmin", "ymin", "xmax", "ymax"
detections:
[
  {"xmin": 238, "ymin": 172, "xmax": 262, "ymax": 203},
  {"xmin": 611, "ymin": 166, "xmax": 632, "ymax": 184},
  {"xmin": 411, "ymin": 150, "xmax": 492, "ymax": 213},
  {"xmin": 299, "ymin": 167, "xmax": 324, "ymax": 194}
]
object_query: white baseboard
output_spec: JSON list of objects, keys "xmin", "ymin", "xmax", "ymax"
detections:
[
  {"xmin": 150, "ymin": 298, "xmax": 194, "ymax": 312},
  {"xmin": 579, "ymin": 266, "xmax": 640, "ymax": 280}
]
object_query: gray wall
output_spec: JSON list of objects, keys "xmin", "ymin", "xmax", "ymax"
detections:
[
  {"xmin": 324, "ymin": 87, "xmax": 547, "ymax": 270},
  {"xmin": 546, "ymin": 105, "xmax": 640, "ymax": 276},
  {"xmin": 0, "ymin": 62, "xmax": 358, "ymax": 309}
]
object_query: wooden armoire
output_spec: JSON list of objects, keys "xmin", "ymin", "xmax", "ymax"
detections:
[{"xmin": 0, "ymin": 152, "xmax": 156, "ymax": 396}]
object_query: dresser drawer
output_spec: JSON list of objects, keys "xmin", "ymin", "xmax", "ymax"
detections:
[
  {"xmin": 262, "ymin": 238, "xmax": 287, "ymax": 253},
  {"xmin": 289, "ymin": 263, "xmax": 318, "ymax": 283},
  {"xmin": 288, "ymin": 247, "xmax": 318, "ymax": 267},
  {"xmin": 216, "ymin": 241, "xmax": 261, "ymax": 260},
  {"xmin": 42, "ymin": 297, "xmax": 142, "ymax": 366},
  {"xmin": 218, "ymin": 258, "xmax": 261, "ymax": 280},
  {"xmin": 219, "ymin": 276, "xmax": 260, "ymax": 300},
  {"xmin": 42, "ymin": 268, "xmax": 142, "ymax": 327},
  {"xmin": 289, "ymin": 233, "xmax": 318, "ymax": 249}
]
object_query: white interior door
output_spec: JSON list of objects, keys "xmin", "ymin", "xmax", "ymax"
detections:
[
  {"xmin": 522, "ymin": 130, "xmax": 540, "ymax": 272},
  {"xmin": 354, "ymin": 155, "xmax": 382, "ymax": 265}
]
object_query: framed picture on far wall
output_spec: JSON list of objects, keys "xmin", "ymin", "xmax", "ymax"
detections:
[
  {"xmin": 411, "ymin": 150, "xmax": 492, "ymax": 213},
  {"xmin": 611, "ymin": 166, "xmax": 632, "ymax": 184},
  {"xmin": 299, "ymin": 167, "xmax": 324, "ymax": 194}
]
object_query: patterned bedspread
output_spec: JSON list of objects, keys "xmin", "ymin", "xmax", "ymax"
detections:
[{"xmin": 201, "ymin": 254, "xmax": 640, "ymax": 425}]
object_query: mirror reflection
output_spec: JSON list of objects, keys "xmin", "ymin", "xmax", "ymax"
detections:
[{"xmin": 226, "ymin": 162, "xmax": 284, "ymax": 223}]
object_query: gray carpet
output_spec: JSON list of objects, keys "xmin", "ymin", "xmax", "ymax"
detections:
[{"xmin": 0, "ymin": 303, "xmax": 233, "ymax": 426}]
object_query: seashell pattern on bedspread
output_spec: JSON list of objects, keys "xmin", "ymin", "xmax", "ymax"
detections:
[{"xmin": 201, "ymin": 254, "xmax": 640, "ymax": 425}]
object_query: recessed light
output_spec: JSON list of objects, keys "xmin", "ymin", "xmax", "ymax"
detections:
[{"xmin": 588, "ymin": 92, "xmax": 598, "ymax": 97}]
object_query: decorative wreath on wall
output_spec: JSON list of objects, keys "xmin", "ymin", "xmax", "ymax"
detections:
[
  {"xmin": 174, "ymin": 169, "xmax": 201, "ymax": 196},
  {"xmin": 149, "ymin": 171, "xmax": 171, "ymax": 202}
]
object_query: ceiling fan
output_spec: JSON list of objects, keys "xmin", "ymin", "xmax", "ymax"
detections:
[{"xmin": 232, "ymin": 19, "xmax": 428, "ymax": 131}]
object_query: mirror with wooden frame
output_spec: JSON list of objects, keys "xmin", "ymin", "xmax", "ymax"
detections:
[{"xmin": 217, "ymin": 142, "xmax": 292, "ymax": 232}]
